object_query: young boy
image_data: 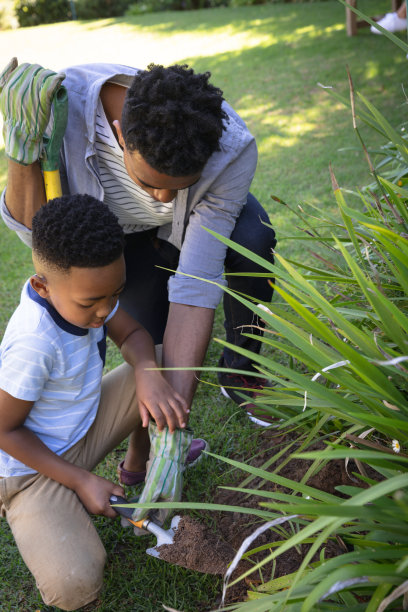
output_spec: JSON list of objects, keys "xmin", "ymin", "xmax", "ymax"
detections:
[{"xmin": 0, "ymin": 194, "xmax": 190, "ymax": 610}]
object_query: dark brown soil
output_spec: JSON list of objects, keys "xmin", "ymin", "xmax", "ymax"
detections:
[
  {"xmin": 157, "ymin": 515, "xmax": 237, "ymax": 574},
  {"xmin": 163, "ymin": 428, "xmax": 373, "ymax": 607}
]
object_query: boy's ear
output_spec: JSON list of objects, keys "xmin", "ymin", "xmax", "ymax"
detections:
[{"xmin": 30, "ymin": 274, "xmax": 49, "ymax": 298}]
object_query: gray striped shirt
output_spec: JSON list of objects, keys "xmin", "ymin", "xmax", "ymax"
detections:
[{"xmin": 95, "ymin": 98, "xmax": 174, "ymax": 233}]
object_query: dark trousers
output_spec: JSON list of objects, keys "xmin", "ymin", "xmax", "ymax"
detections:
[{"xmin": 120, "ymin": 193, "xmax": 276, "ymax": 371}]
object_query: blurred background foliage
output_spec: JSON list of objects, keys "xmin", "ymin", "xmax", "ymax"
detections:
[{"xmin": 2, "ymin": 0, "xmax": 338, "ymax": 28}]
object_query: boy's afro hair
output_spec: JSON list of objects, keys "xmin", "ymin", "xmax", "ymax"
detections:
[
  {"xmin": 32, "ymin": 194, "xmax": 125, "ymax": 271},
  {"xmin": 121, "ymin": 63, "xmax": 228, "ymax": 176}
]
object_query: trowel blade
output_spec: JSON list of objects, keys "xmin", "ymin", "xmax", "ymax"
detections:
[{"xmin": 145, "ymin": 515, "xmax": 182, "ymax": 560}]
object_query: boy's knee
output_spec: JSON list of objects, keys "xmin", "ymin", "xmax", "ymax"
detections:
[{"xmin": 39, "ymin": 548, "xmax": 106, "ymax": 610}]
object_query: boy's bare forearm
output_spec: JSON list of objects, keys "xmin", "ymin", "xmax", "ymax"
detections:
[
  {"xmin": 0, "ymin": 425, "xmax": 88, "ymax": 489},
  {"xmin": 5, "ymin": 160, "xmax": 46, "ymax": 229},
  {"xmin": 120, "ymin": 327, "xmax": 157, "ymax": 372},
  {"xmin": 0, "ymin": 425, "xmax": 123, "ymax": 517},
  {"xmin": 107, "ymin": 306, "xmax": 156, "ymax": 371}
]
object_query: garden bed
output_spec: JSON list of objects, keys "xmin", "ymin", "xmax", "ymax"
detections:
[{"xmin": 165, "ymin": 427, "xmax": 367, "ymax": 609}]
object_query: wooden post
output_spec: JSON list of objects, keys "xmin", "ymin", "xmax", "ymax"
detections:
[
  {"xmin": 346, "ymin": 0, "xmax": 402, "ymax": 37},
  {"xmin": 346, "ymin": 0, "xmax": 358, "ymax": 36}
]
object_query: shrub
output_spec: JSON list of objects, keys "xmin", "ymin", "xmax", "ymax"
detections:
[
  {"xmin": 126, "ymin": 0, "xmax": 225, "ymax": 13},
  {"xmin": 126, "ymin": 0, "xmax": 328, "ymax": 12},
  {"xmin": 14, "ymin": 0, "xmax": 134, "ymax": 25},
  {"xmin": 75, "ymin": 0, "xmax": 134, "ymax": 19},
  {"xmin": 14, "ymin": 0, "xmax": 73, "ymax": 27},
  {"xmin": 0, "ymin": 8, "xmax": 7, "ymax": 29},
  {"xmin": 1, "ymin": 0, "xmax": 17, "ymax": 29}
]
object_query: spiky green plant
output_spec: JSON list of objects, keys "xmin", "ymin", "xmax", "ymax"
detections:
[
  {"xmin": 123, "ymin": 12, "xmax": 408, "ymax": 609},
  {"xmin": 201, "ymin": 83, "xmax": 408, "ymax": 610}
]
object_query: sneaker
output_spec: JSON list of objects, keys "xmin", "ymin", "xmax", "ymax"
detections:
[
  {"xmin": 370, "ymin": 12, "xmax": 407, "ymax": 34},
  {"xmin": 218, "ymin": 356, "xmax": 279, "ymax": 427},
  {"xmin": 185, "ymin": 438, "xmax": 209, "ymax": 467}
]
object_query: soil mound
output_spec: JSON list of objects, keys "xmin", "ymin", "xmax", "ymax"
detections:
[{"xmin": 156, "ymin": 515, "xmax": 236, "ymax": 575}]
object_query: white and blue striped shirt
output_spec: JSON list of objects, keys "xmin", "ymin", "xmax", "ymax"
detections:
[{"xmin": 0, "ymin": 281, "xmax": 118, "ymax": 477}]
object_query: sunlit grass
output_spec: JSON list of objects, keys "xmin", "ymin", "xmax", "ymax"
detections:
[{"xmin": 0, "ymin": 1, "xmax": 404, "ymax": 223}]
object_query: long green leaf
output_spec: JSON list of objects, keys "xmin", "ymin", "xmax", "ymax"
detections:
[
  {"xmin": 332, "ymin": 177, "xmax": 367, "ymax": 270},
  {"xmin": 260, "ymin": 503, "xmax": 401, "ymax": 522},
  {"xmin": 205, "ymin": 452, "xmax": 339, "ymax": 502},
  {"xmin": 333, "ymin": 238, "xmax": 408, "ymax": 352},
  {"xmin": 116, "ymin": 500, "xmax": 273, "ymax": 518},
  {"xmin": 273, "ymin": 281, "xmax": 405, "ymax": 405},
  {"xmin": 274, "ymin": 254, "xmax": 382, "ymax": 358},
  {"xmin": 216, "ymin": 339, "xmax": 384, "ymax": 425},
  {"xmin": 358, "ymin": 92, "xmax": 408, "ymax": 164},
  {"xmin": 296, "ymin": 450, "xmax": 408, "ymax": 463},
  {"xmin": 303, "ymin": 564, "xmax": 405, "ymax": 612},
  {"xmin": 378, "ymin": 177, "xmax": 408, "ymax": 224}
]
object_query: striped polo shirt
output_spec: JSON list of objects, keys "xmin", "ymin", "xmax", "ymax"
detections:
[
  {"xmin": 0, "ymin": 281, "xmax": 118, "ymax": 477},
  {"xmin": 95, "ymin": 97, "xmax": 174, "ymax": 233}
]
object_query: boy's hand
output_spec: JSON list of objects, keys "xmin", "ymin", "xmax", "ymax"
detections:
[
  {"xmin": 135, "ymin": 370, "xmax": 189, "ymax": 433},
  {"xmin": 74, "ymin": 472, "xmax": 125, "ymax": 519},
  {"xmin": 0, "ymin": 57, "xmax": 66, "ymax": 165}
]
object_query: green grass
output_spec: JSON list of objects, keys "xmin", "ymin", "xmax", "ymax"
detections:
[{"xmin": 0, "ymin": 1, "xmax": 406, "ymax": 610}]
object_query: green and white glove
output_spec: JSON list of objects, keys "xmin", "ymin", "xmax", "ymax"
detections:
[
  {"xmin": 132, "ymin": 422, "xmax": 193, "ymax": 527},
  {"xmin": 0, "ymin": 57, "xmax": 66, "ymax": 165}
]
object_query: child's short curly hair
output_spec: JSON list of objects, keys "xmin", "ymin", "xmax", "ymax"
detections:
[
  {"xmin": 121, "ymin": 64, "xmax": 228, "ymax": 176},
  {"xmin": 32, "ymin": 194, "xmax": 125, "ymax": 271}
]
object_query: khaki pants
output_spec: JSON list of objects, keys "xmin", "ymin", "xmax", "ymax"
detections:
[{"xmin": 0, "ymin": 362, "xmax": 140, "ymax": 611}]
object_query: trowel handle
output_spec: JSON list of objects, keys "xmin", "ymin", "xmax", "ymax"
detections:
[
  {"xmin": 132, "ymin": 518, "xmax": 147, "ymax": 529},
  {"xmin": 41, "ymin": 85, "xmax": 68, "ymax": 201},
  {"xmin": 143, "ymin": 518, "xmax": 174, "ymax": 545},
  {"xmin": 109, "ymin": 494, "xmax": 148, "ymax": 530}
]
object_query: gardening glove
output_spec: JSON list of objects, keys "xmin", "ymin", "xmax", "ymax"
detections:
[
  {"xmin": 0, "ymin": 57, "xmax": 66, "ymax": 165},
  {"xmin": 131, "ymin": 421, "xmax": 193, "ymax": 529}
]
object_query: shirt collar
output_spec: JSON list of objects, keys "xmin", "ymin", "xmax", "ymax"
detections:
[{"xmin": 28, "ymin": 283, "xmax": 88, "ymax": 336}]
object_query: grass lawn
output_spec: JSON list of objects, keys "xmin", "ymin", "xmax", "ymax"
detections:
[{"xmin": 0, "ymin": 1, "xmax": 406, "ymax": 610}]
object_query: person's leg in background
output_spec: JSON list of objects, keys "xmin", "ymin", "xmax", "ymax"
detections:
[{"xmin": 370, "ymin": 1, "xmax": 407, "ymax": 33}]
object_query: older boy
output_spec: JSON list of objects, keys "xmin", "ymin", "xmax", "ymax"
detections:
[
  {"xmin": 0, "ymin": 60, "xmax": 277, "ymax": 449},
  {"xmin": 0, "ymin": 194, "xmax": 199, "ymax": 610}
]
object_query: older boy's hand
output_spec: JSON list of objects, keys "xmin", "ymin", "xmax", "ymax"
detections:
[
  {"xmin": 135, "ymin": 370, "xmax": 189, "ymax": 433},
  {"xmin": 74, "ymin": 472, "xmax": 125, "ymax": 518},
  {"xmin": 0, "ymin": 58, "xmax": 66, "ymax": 165}
]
